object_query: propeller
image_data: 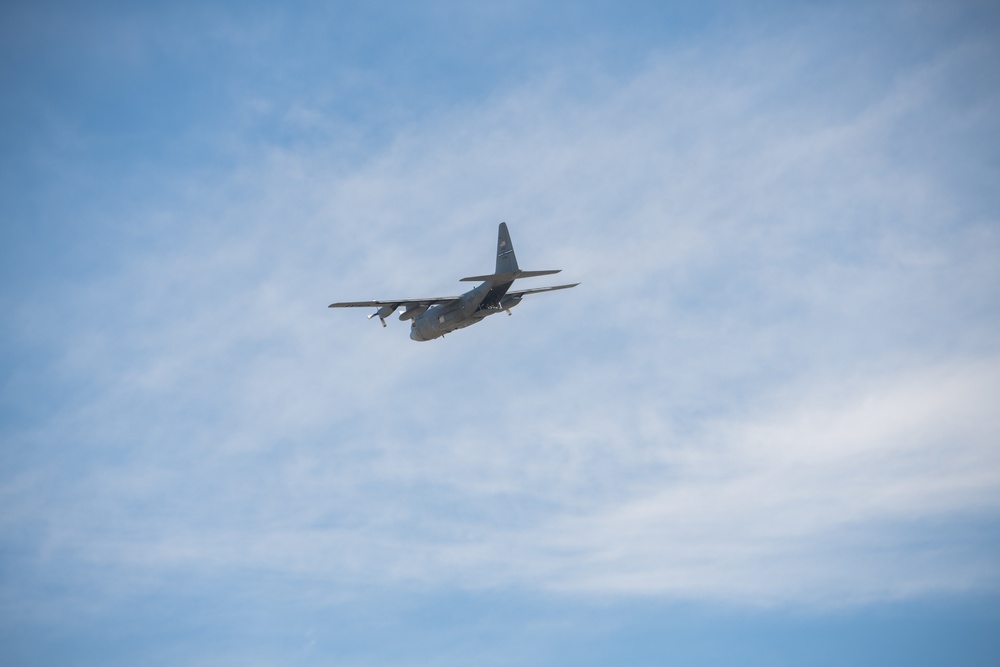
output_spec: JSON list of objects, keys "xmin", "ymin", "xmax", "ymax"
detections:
[{"xmin": 368, "ymin": 304, "xmax": 398, "ymax": 327}]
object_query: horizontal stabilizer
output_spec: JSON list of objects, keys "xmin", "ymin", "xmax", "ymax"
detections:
[{"xmin": 460, "ymin": 269, "xmax": 561, "ymax": 283}]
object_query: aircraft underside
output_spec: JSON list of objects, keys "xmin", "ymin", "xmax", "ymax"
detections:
[{"xmin": 409, "ymin": 292, "xmax": 522, "ymax": 341}]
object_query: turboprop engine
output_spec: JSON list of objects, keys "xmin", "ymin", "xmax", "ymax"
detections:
[
  {"xmin": 368, "ymin": 304, "xmax": 398, "ymax": 327},
  {"xmin": 399, "ymin": 304, "xmax": 429, "ymax": 321}
]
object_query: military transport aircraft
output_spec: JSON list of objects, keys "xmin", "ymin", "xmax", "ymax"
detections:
[{"xmin": 328, "ymin": 223, "xmax": 578, "ymax": 341}]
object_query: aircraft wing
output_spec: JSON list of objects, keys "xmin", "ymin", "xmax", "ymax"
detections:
[
  {"xmin": 328, "ymin": 296, "xmax": 459, "ymax": 308},
  {"xmin": 506, "ymin": 283, "xmax": 580, "ymax": 297}
]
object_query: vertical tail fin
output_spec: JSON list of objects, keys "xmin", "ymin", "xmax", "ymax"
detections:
[
  {"xmin": 459, "ymin": 222, "xmax": 562, "ymax": 282},
  {"xmin": 496, "ymin": 222, "xmax": 519, "ymax": 274}
]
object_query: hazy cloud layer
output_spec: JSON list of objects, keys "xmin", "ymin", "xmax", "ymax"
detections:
[{"xmin": 2, "ymin": 1, "xmax": 999, "ymax": 623}]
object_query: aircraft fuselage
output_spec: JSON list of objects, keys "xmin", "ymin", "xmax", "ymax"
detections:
[{"xmin": 409, "ymin": 280, "xmax": 521, "ymax": 341}]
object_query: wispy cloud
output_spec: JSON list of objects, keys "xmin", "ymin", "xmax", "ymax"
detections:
[{"xmin": 2, "ymin": 2, "xmax": 999, "ymax": 628}]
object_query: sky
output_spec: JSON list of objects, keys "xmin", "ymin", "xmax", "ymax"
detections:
[{"xmin": 2, "ymin": 1, "xmax": 999, "ymax": 665}]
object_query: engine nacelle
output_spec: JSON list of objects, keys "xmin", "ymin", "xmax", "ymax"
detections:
[
  {"xmin": 399, "ymin": 305, "xmax": 428, "ymax": 321},
  {"xmin": 499, "ymin": 294, "xmax": 522, "ymax": 310}
]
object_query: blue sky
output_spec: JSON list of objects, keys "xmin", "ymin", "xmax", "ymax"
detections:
[{"xmin": 2, "ymin": 1, "xmax": 1000, "ymax": 665}]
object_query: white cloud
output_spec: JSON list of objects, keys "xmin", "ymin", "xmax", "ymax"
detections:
[{"xmin": 527, "ymin": 359, "xmax": 1000, "ymax": 602}]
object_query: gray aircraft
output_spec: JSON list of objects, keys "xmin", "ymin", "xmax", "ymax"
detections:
[{"xmin": 328, "ymin": 223, "xmax": 579, "ymax": 341}]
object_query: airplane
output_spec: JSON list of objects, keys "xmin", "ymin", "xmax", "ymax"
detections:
[{"xmin": 328, "ymin": 222, "xmax": 579, "ymax": 341}]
